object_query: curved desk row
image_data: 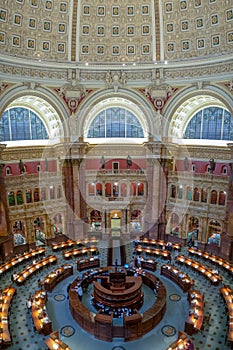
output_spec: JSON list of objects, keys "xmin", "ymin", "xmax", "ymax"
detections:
[
  {"xmin": 139, "ymin": 257, "xmax": 157, "ymax": 271},
  {"xmin": 52, "ymin": 239, "xmax": 98, "ymax": 252},
  {"xmin": 188, "ymin": 248, "xmax": 233, "ymax": 275},
  {"xmin": 176, "ymin": 255, "xmax": 222, "ymax": 286},
  {"xmin": 220, "ymin": 286, "xmax": 233, "ymax": 344},
  {"xmin": 135, "ymin": 238, "xmax": 181, "ymax": 251},
  {"xmin": 77, "ymin": 257, "xmax": 100, "ymax": 271},
  {"xmin": 134, "ymin": 246, "xmax": 170, "ymax": 259},
  {"xmin": 44, "ymin": 330, "xmax": 71, "ymax": 350},
  {"xmin": 41, "ymin": 264, "xmax": 73, "ymax": 292},
  {"xmin": 0, "ymin": 248, "xmax": 45, "ymax": 275},
  {"xmin": 166, "ymin": 331, "xmax": 191, "ymax": 350},
  {"xmin": 185, "ymin": 290, "xmax": 204, "ymax": 335},
  {"xmin": 161, "ymin": 264, "xmax": 194, "ymax": 292},
  {"xmin": 0, "ymin": 286, "xmax": 16, "ymax": 347},
  {"xmin": 14, "ymin": 255, "xmax": 57, "ymax": 285},
  {"xmin": 69, "ymin": 267, "xmax": 166, "ymax": 342},
  {"xmin": 32, "ymin": 290, "xmax": 52, "ymax": 336},
  {"xmin": 63, "ymin": 246, "xmax": 99, "ymax": 259}
]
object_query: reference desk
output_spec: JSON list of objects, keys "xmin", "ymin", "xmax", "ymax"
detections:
[
  {"xmin": 32, "ymin": 290, "xmax": 52, "ymax": 336},
  {"xmin": 220, "ymin": 286, "xmax": 233, "ymax": 343},
  {"xmin": 69, "ymin": 266, "xmax": 167, "ymax": 342},
  {"xmin": 45, "ymin": 330, "xmax": 71, "ymax": 350},
  {"xmin": 42, "ymin": 264, "xmax": 73, "ymax": 292},
  {"xmin": 14, "ymin": 255, "xmax": 57, "ymax": 285},
  {"xmin": 161, "ymin": 265, "xmax": 194, "ymax": 292},
  {"xmin": 0, "ymin": 286, "xmax": 16, "ymax": 347}
]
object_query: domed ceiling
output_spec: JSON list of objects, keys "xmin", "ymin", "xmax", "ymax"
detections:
[{"xmin": 0, "ymin": 0, "xmax": 232, "ymax": 64}]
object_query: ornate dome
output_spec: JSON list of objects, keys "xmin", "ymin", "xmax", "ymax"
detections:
[{"xmin": 0, "ymin": 0, "xmax": 232, "ymax": 64}]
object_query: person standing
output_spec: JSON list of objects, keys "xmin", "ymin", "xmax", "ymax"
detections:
[{"xmin": 77, "ymin": 285, "xmax": 83, "ymax": 301}]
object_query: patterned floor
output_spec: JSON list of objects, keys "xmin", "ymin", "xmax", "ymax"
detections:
[{"xmin": 0, "ymin": 238, "xmax": 232, "ymax": 350}]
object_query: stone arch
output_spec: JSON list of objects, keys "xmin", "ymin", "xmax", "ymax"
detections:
[
  {"xmin": 162, "ymin": 85, "xmax": 233, "ymax": 139},
  {"xmin": 74, "ymin": 89, "xmax": 157, "ymax": 142},
  {"xmin": 0, "ymin": 85, "xmax": 70, "ymax": 141}
]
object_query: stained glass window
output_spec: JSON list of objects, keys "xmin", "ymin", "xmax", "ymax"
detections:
[
  {"xmin": 87, "ymin": 107, "xmax": 144, "ymax": 138},
  {"xmin": 184, "ymin": 107, "xmax": 233, "ymax": 140},
  {"xmin": 0, "ymin": 107, "xmax": 48, "ymax": 141}
]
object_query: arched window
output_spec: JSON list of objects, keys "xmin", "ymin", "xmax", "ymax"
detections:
[
  {"xmin": 16, "ymin": 190, "xmax": 23, "ymax": 205},
  {"xmin": 50, "ymin": 185, "xmax": 55, "ymax": 199},
  {"xmin": 26, "ymin": 189, "xmax": 32, "ymax": 203},
  {"xmin": 186, "ymin": 187, "xmax": 193, "ymax": 200},
  {"xmin": 120, "ymin": 183, "xmax": 127, "ymax": 197},
  {"xmin": 218, "ymin": 191, "xmax": 226, "ymax": 206},
  {"xmin": 193, "ymin": 187, "xmax": 200, "ymax": 201},
  {"xmin": 6, "ymin": 166, "xmax": 12, "ymax": 175},
  {"xmin": 57, "ymin": 185, "xmax": 62, "ymax": 198},
  {"xmin": 96, "ymin": 183, "xmax": 102, "ymax": 196},
  {"xmin": 34, "ymin": 188, "xmax": 40, "ymax": 202},
  {"xmin": 0, "ymin": 107, "xmax": 48, "ymax": 141},
  {"xmin": 137, "ymin": 182, "xmax": 144, "ymax": 196},
  {"xmin": 37, "ymin": 164, "xmax": 41, "ymax": 172},
  {"xmin": 201, "ymin": 188, "xmax": 207, "ymax": 203},
  {"xmin": 191, "ymin": 164, "xmax": 196, "ymax": 172},
  {"xmin": 105, "ymin": 183, "xmax": 111, "ymax": 197},
  {"xmin": 8, "ymin": 191, "xmax": 15, "ymax": 206},
  {"xmin": 221, "ymin": 166, "xmax": 228, "ymax": 175},
  {"xmin": 88, "ymin": 183, "xmax": 95, "ymax": 196},
  {"xmin": 130, "ymin": 182, "xmax": 136, "ymax": 196},
  {"xmin": 210, "ymin": 190, "xmax": 217, "ymax": 204},
  {"xmin": 184, "ymin": 107, "xmax": 233, "ymax": 140},
  {"xmin": 171, "ymin": 185, "xmax": 176, "ymax": 198},
  {"xmin": 87, "ymin": 107, "xmax": 144, "ymax": 138},
  {"xmin": 41, "ymin": 187, "xmax": 47, "ymax": 201},
  {"xmin": 178, "ymin": 186, "xmax": 183, "ymax": 199}
]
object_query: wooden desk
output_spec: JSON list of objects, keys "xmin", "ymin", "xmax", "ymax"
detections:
[
  {"xmin": 135, "ymin": 246, "xmax": 169, "ymax": 259},
  {"xmin": 176, "ymin": 255, "xmax": 222, "ymax": 286},
  {"xmin": 188, "ymin": 248, "xmax": 233, "ymax": 275},
  {"xmin": 161, "ymin": 264, "xmax": 194, "ymax": 292},
  {"xmin": 42, "ymin": 264, "xmax": 73, "ymax": 292},
  {"xmin": 185, "ymin": 290, "xmax": 204, "ymax": 335},
  {"xmin": 140, "ymin": 257, "xmax": 157, "ymax": 271},
  {"xmin": 166, "ymin": 331, "xmax": 190, "ymax": 349},
  {"xmin": 0, "ymin": 287, "xmax": 16, "ymax": 346},
  {"xmin": 136, "ymin": 239, "xmax": 181, "ymax": 251},
  {"xmin": 77, "ymin": 257, "xmax": 100, "ymax": 271},
  {"xmin": 63, "ymin": 247, "xmax": 98, "ymax": 260},
  {"xmin": 45, "ymin": 330, "xmax": 71, "ymax": 349},
  {"xmin": 220, "ymin": 286, "xmax": 233, "ymax": 343},
  {"xmin": 14, "ymin": 255, "xmax": 57, "ymax": 285},
  {"xmin": 32, "ymin": 290, "xmax": 52, "ymax": 336},
  {"xmin": 69, "ymin": 266, "xmax": 167, "ymax": 342}
]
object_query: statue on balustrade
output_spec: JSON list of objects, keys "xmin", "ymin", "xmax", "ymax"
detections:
[{"xmin": 19, "ymin": 159, "xmax": 25, "ymax": 173}]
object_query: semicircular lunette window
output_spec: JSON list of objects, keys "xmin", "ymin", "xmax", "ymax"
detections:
[
  {"xmin": 0, "ymin": 107, "xmax": 48, "ymax": 141},
  {"xmin": 87, "ymin": 107, "xmax": 144, "ymax": 138},
  {"xmin": 183, "ymin": 107, "xmax": 233, "ymax": 141}
]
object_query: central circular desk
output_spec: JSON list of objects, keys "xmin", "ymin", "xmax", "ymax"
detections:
[{"xmin": 69, "ymin": 267, "xmax": 166, "ymax": 342}]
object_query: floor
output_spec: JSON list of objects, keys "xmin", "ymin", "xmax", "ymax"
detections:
[{"xmin": 1, "ymin": 238, "xmax": 232, "ymax": 350}]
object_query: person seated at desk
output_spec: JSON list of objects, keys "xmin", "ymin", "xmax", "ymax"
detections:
[{"xmin": 186, "ymin": 339, "xmax": 195, "ymax": 350}]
